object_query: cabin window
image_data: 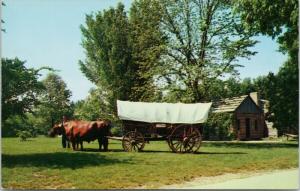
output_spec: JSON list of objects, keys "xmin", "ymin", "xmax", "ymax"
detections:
[
  {"xmin": 237, "ymin": 119, "xmax": 240, "ymax": 131},
  {"xmin": 255, "ymin": 120, "xmax": 258, "ymax": 131}
]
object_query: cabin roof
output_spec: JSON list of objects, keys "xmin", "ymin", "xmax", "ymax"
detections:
[{"xmin": 212, "ymin": 95, "xmax": 249, "ymax": 113}]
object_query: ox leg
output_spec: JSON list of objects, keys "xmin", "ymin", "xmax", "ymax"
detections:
[
  {"xmin": 67, "ymin": 141, "xmax": 70, "ymax": 148},
  {"xmin": 62, "ymin": 135, "xmax": 67, "ymax": 148},
  {"xmin": 75, "ymin": 135, "xmax": 81, "ymax": 150},
  {"xmin": 80, "ymin": 140, "xmax": 83, "ymax": 151},
  {"xmin": 103, "ymin": 137, "xmax": 108, "ymax": 152},
  {"xmin": 71, "ymin": 141, "xmax": 76, "ymax": 150},
  {"xmin": 98, "ymin": 138, "xmax": 102, "ymax": 151}
]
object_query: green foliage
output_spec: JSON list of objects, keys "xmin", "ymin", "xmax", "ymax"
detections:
[
  {"xmin": 163, "ymin": 76, "xmax": 256, "ymax": 103},
  {"xmin": 129, "ymin": 0, "xmax": 166, "ymax": 101},
  {"xmin": 1, "ymin": 58, "xmax": 53, "ymax": 136},
  {"xmin": 198, "ymin": 77, "xmax": 256, "ymax": 101},
  {"xmin": 255, "ymin": 60, "xmax": 298, "ymax": 135},
  {"xmin": 2, "ymin": 114, "xmax": 38, "ymax": 137},
  {"xmin": 158, "ymin": 0, "xmax": 257, "ymax": 102},
  {"xmin": 233, "ymin": 0, "xmax": 298, "ymax": 135},
  {"xmin": 234, "ymin": 0, "xmax": 298, "ymax": 60},
  {"xmin": 111, "ymin": 126, "xmax": 122, "ymax": 137},
  {"xmin": 33, "ymin": 73, "xmax": 73, "ymax": 133},
  {"xmin": 79, "ymin": 1, "xmax": 166, "ymax": 117},
  {"xmin": 204, "ymin": 113, "xmax": 235, "ymax": 140},
  {"xmin": 2, "ymin": 58, "xmax": 45, "ymax": 121},
  {"xmin": 79, "ymin": 3, "xmax": 135, "ymax": 116},
  {"xmin": 74, "ymin": 88, "xmax": 115, "ymax": 121},
  {"xmin": 16, "ymin": 130, "xmax": 32, "ymax": 141}
]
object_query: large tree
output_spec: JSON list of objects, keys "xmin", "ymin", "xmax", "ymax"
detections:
[
  {"xmin": 234, "ymin": 0, "xmax": 298, "ymax": 60},
  {"xmin": 253, "ymin": 62, "xmax": 298, "ymax": 135},
  {"xmin": 2, "ymin": 58, "xmax": 53, "ymax": 136},
  {"xmin": 35, "ymin": 73, "xmax": 72, "ymax": 131},
  {"xmin": 79, "ymin": 3, "xmax": 135, "ymax": 114},
  {"xmin": 129, "ymin": 0, "xmax": 166, "ymax": 101},
  {"xmin": 79, "ymin": 2, "xmax": 166, "ymax": 115},
  {"xmin": 234, "ymin": 0, "xmax": 299, "ymax": 135},
  {"xmin": 2, "ymin": 58, "xmax": 44, "ymax": 121},
  {"xmin": 157, "ymin": 0, "xmax": 257, "ymax": 102}
]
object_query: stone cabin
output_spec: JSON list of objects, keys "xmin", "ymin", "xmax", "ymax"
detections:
[{"xmin": 212, "ymin": 92, "xmax": 269, "ymax": 140}]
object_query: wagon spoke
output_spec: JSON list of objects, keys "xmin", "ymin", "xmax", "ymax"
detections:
[
  {"xmin": 169, "ymin": 126, "xmax": 202, "ymax": 153},
  {"xmin": 122, "ymin": 131, "xmax": 145, "ymax": 152},
  {"xmin": 132, "ymin": 145, "xmax": 137, "ymax": 151}
]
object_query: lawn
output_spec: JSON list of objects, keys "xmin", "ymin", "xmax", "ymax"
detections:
[{"xmin": 2, "ymin": 136, "xmax": 298, "ymax": 189}]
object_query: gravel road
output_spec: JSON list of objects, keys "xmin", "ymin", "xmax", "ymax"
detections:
[{"xmin": 161, "ymin": 168, "xmax": 299, "ymax": 189}]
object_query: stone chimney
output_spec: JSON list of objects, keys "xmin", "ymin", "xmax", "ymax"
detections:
[{"xmin": 250, "ymin": 92, "xmax": 261, "ymax": 108}]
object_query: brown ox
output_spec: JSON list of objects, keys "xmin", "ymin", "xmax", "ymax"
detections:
[{"xmin": 49, "ymin": 120, "xmax": 111, "ymax": 151}]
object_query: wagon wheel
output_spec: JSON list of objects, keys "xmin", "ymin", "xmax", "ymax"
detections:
[
  {"xmin": 168, "ymin": 126, "xmax": 202, "ymax": 153},
  {"xmin": 185, "ymin": 127, "xmax": 202, "ymax": 153},
  {"xmin": 122, "ymin": 131, "xmax": 145, "ymax": 152}
]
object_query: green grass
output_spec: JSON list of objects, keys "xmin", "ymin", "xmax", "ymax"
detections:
[{"xmin": 2, "ymin": 136, "xmax": 298, "ymax": 189}]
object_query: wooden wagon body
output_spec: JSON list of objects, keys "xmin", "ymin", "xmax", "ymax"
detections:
[{"xmin": 115, "ymin": 100, "xmax": 212, "ymax": 153}]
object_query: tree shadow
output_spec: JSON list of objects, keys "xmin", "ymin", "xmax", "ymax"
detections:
[
  {"xmin": 142, "ymin": 150, "xmax": 247, "ymax": 155},
  {"xmin": 196, "ymin": 151, "xmax": 247, "ymax": 155},
  {"xmin": 2, "ymin": 152, "xmax": 135, "ymax": 170},
  {"xmin": 203, "ymin": 142, "xmax": 299, "ymax": 148},
  {"xmin": 106, "ymin": 149, "xmax": 247, "ymax": 155}
]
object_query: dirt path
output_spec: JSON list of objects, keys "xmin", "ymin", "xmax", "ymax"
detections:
[{"xmin": 161, "ymin": 168, "xmax": 299, "ymax": 189}]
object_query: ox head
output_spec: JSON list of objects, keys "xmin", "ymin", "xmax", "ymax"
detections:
[
  {"xmin": 48, "ymin": 123, "xmax": 64, "ymax": 137},
  {"xmin": 95, "ymin": 119, "xmax": 113, "ymax": 136},
  {"xmin": 104, "ymin": 120, "xmax": 113, "ymax": 136}
]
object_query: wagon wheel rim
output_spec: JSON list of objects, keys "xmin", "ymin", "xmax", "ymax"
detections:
[
  {"xmin": 168, "ymin": 126, "xmax": 202, "ymax": 153},
  {"xmin": 122, "ymin": 131, "xmax": 145, "ymax": 152},
  {"xmin": 168, "ymin": 126, "xmax": 188, "ymax": 153},
  {"xmin": 185, "ymin": 128, "xmax": 202, "ymax": 153}
]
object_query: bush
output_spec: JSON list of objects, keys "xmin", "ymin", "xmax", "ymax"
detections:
[
  {"xmin": 203, "ymin": 113, "xmax": 235, "ymax": 140},
  {"xmin": 111, "ymin": 126, "xmax": 122, "ymax": 137},
  {"xmin": 16, "ymin": 130, "xmax": 32, "ymax": 141},
  {"xmin": 2, "ymin": 115, "xmax": 39, "ymax": 137}
]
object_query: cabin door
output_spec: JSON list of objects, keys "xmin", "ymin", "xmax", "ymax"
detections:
[{"xmin": 245, "ymin": 118, "xmax": 250, "ymax": 139}]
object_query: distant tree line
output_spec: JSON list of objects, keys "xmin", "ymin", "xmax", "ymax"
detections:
[{"xmin": 2, "ymin": 0, "xmax": 298, "ymax": 138}]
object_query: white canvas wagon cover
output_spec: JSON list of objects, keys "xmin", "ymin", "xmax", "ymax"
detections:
[{"xmin": 117, "ymin": 100, "xmax": 212, "ymax": 124}]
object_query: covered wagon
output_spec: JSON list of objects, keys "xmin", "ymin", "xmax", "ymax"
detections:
[{"xmin": 116, "ymin": 100, "xmax": 212, "ymax": 153}]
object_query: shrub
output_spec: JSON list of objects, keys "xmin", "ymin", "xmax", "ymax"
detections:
[
  {"xmin": 111, "ymin": 126, "xmax": 122, "ymax": 137},
  {"xmin": 203, "ymin": 113, "xmax": 236, "ymax": 140},
  {"xmin": 2, "ymin": 115, "xmax": 39, "ymax": 137},
  {"xmin": 16, "ymin": 130, "xmax": 32, "ymax": 141}
]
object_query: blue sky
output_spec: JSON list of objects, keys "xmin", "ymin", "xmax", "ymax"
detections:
[{"xmin": 2, "ymin": 0, "xmax": 287, "ymax": 101}]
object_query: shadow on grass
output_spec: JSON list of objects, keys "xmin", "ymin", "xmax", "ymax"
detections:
[
  {"xmin": 142, "ymin": 150, "xmax": 247, "ymax": 155},
  {"xmin": 203, "ymin": 142, "xmax": 299, "ymax": 148},
  {"xmin": 2, "ymin": 152, "xmax": 135, "ymax": 169},
  {"xmin": 196, "ymin": 151, "xmax": 247, "ymax": 155},
  {"xmin": 105, "ymin": 149, "xmax": 247, "ymax": 155}
]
